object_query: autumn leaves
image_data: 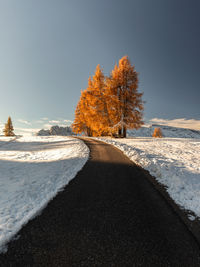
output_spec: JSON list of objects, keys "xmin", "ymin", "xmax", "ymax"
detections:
[{"xmin": 72, "ymin": 56, "xmax": 144, "ymax": 137}]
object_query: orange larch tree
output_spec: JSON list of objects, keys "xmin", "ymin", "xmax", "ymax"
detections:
[
  {"xmin": 87, "ymin": 65, "xmax": 110, "ymax": 136},
  {"xmin": 107, "ymin": 56, "xmax": 144, "ymax": 137},
  {"xmin": 76, "ymin": 64, "xmax": 111, "ymax": 136},
  {"xmin": 104, "ymin": 65, "xmax": 121, "ymax": 135},
  {"xmin": 72, "ymin": 88, "xmax": 94, "ymax": 136},
  {"xmin": 72, "ymin": 99, "xmax": 87, "ymax": 135}
]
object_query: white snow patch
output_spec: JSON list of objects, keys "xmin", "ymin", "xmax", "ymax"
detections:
[
  {"xmin": 97, "ymin": 137, "xmax": 200, "ymax": 219},
  {"xmin": 188, "ymin": 215, "xmax": 196, "ymax": 221},
  {"xmin": 0, "ymin": 136, "xmax": 89, "ymax": 253},
  {"xmin": 128, "ymin": 124, "xmax": 200, "ymax": 139}
]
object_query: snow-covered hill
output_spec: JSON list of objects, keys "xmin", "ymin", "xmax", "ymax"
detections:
[{"xmin": 128, "ymin": 125, "xmax": 200, "ymax": 139}]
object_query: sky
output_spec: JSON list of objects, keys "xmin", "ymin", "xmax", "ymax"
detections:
[{"xmin": 0, "ymin": 0, "xmax": 199, "ymax": 134}]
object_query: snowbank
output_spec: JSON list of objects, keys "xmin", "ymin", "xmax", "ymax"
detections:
[
  {"xmin": 97, "ymin": 137, "xmax": 200, "ymax": 219},
  {"xmin": 0, "ymin": 136, "xmax": 89, "ymax": 253}
]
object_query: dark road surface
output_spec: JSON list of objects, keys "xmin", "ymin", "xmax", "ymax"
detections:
[{"xmin": 0, "ymin": 138, "xmax": 200, "ymax": 266}]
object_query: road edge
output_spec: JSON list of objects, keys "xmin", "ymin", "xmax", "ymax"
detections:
[
  {"xmin": 140, "ymin": 166, "xmax": 200, "ymax": 247},
  {"xmin": 93, "ymin": 137, "xmax": 200, "ymax": 248}
]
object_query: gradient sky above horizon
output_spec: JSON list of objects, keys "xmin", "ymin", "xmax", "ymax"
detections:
[{"xmin": 0, "ymin": 0, "xmax": 199, "ymax": 134}]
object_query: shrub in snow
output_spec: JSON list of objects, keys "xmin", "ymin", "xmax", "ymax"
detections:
[{"xmin": 152, "ymin": 127, "xmax": 162, "ymax": 138}]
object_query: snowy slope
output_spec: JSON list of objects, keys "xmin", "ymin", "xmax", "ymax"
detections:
[
  {"xmin": 0, "ymin": 136, "xmax": 89, "ymax": 253},
  {"xmin": 128, "ymin": 125, "xmax": 200, "ymax": 139},
  {"xmin": 97, "ymin": 137, "xmax": 200, "ymax": 219}
]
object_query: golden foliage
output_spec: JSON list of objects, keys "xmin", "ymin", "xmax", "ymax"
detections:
[
  {"xmin": 3, "ymin": 116, "xmax": 15, "ymax": 136},
  {"xmin": 107, "ymin": 56, "xmax": 144, "ymax": 137},
  {"xmin": 152, "ymin": 127, "xmax": 163, "ymax": 138},
  {"xmin": 72, "ymin": 56, "xmax": 144, "ymax": 137}
]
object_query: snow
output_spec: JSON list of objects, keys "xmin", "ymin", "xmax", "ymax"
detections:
[
  {"xmin": 128, "ymin": 124, "xmax": 200, "ymax": 139},
  {"xmin": 97, "ymin": 136, "xmax": 200, "ymax": 219},
  {"xmin": 188, "ymin": 215, "xmax": 196, "ymax": 221},
  {"xmin": 0, "ymin": 136, "xmax": 89, "ymax": 253}
]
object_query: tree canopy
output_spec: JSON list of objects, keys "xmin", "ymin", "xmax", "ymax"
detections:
[{"xmin": 72, "ymin": 56, "xmax": 144, "ymax": 137}]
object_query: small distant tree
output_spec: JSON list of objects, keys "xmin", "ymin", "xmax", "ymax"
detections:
[
  {"xmin": 3, "ymin": 116, "xmax": 15, "ymax": 136},
  {"xmin": 152, "ymin": 127, "xmax": 162, "ymax": 138}
]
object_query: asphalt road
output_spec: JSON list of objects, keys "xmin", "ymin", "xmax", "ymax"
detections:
[{"xmin": 0, "ymin": 138, "xmax": 200, "ymax": 266}]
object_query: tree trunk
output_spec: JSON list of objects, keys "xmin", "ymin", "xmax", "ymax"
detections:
[
  {"xmin": 118, "ymin": 127, "xmax": 122, "ymax": 138},
  {"xmin": 123, "ymin": 126, "xmax": 126, "ymax": 138},
  {"xmin": 87, "ymin": 128, "xmax": 92, "ymax": 137}
]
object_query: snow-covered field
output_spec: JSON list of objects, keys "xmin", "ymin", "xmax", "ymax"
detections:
[
  {"xmin": 0, "ymin": 136, "xmax": 89, "ymax": 253},
  {"xmin": 97, "ymin": 137, "xmax": 200, "ymax": 219},
  {"xmin": 127, "ymin": 124, "xmax": 200, "ymax": 139}
]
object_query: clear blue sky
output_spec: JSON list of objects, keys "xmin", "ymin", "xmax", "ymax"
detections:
[{"xmin": 0, "ymin": 0, "xmax": 199, "ymax": 133}]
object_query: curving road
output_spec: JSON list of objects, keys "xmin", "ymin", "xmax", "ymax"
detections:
[{"xmin": 0, "ymin": 138, "xmax": 200, "ymax": 266}]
